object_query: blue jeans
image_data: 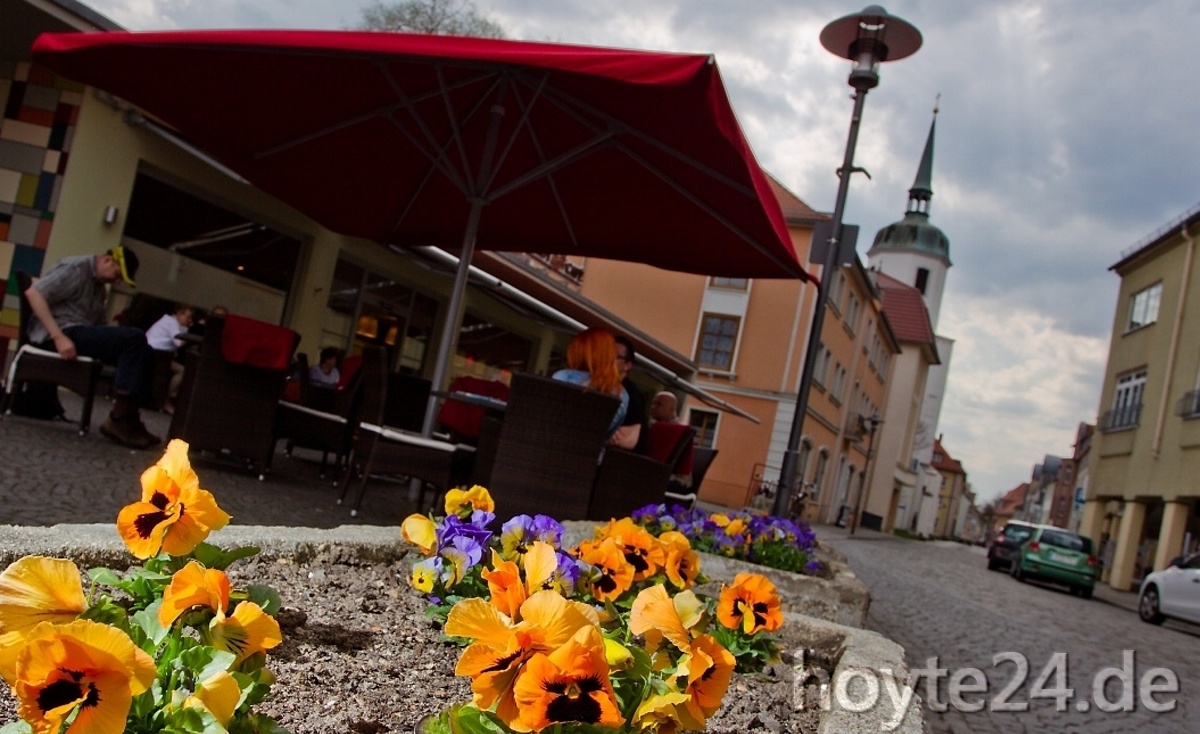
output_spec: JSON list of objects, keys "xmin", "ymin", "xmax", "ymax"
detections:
[{"xmin": 60, "ymin": 325, "xmax": 152, "ymax": 401}]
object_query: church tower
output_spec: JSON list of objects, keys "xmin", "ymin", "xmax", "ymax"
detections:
[{"xmin": 867, "ymin": 106, "xmax": 951, "ymax": 328}]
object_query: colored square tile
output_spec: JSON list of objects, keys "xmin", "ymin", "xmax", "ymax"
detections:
[
  {"xmin": 3, "ymin": 80, "xmax": 24, "ymax": 120},
  {"xmin": 48, "ymin": 122, "xmax": 67, "ymax": 151},
  {"xmin": 22, "ymin": 84, "xmax": 59, "ymax": 112},
  {"xmin": 0, "ymin": 240, "xmax": 13, "ymax": 278},
  {"xmin": 0, "ymin": 119, "xmax": 51, "ymax": 148},
  {"xmin": 0, "ymin": 140, "xmax": 45, "ymax": 175},
  {"xmin": 11, "ymin": 243, "xmax": 45, "ymax": 278},
  {"xmin": 60, "ymin": 89, "xmax": 83, "ymax": 106},
  {"xmin": 18, "ymin": 107, "xmax": 54, "ymax": 127},
  {"xmin": 33, "ymin": 172, "xmax": 56, "ymax": 211},
  {"xmin": 42, "ymin": 149, "xmax": 59, "ymax": 172},
  {"xmin": 15, "ymin": 174, "xmax": 38, "ymax": 209},
  {"xmin": 47, "ymin": 176, "xmax": 62, "ymax": 213},
  {"xmin": 0, "ymin": 221, "xmax": 7, "ymax": 241},
  {"xmin": 54, "ymin": 101, "xmax": 74, "ymax": 124},
  {"xmin": 7, "ymin": 212, "xmax": 36, "ymax": 245},
  {"xmin": 56, "ymin": 152, "xmax": 69, "ymax": 175},
  {"xmin": 34, "ymin": 217, "xmax": 52, "ymax": 249},
  {"xmin": 13, "ymin": 63, "xmax": 30, "ymax": 83},
  {"xmin": 0, "ymin": 310, "xmax": 18, "ymax": 331},
  {"xmin": 0, "ymin": 168, "xmax": 20, "ymax": 202}
]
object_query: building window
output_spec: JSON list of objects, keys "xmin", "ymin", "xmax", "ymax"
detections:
[
  {"xmin": 844, "ymin": 293, "xmax": 860, "ymax": 334},
  {"xmin": 915, "ymin": 267, "xmax": 930, "ymax": 295},
  {"xmin": 689, "ymin": 409, "xmax": 719, "ymax": 449},
  {"xmin": 696, "ymin": 313, "xmax": 740, "ymax": 370},
  {"xmin": 831, "ymin": 363, "xmax": 847, "ymax": 403},
  {"xmin": 809, "ymin": 449, "xmax": 829, "ymax": 500},
  {"xmin": 1105, "ymin": 369, "xmax": 1146, "ymax": 430},
  {"xmin": 812, "ymin": 343, "xmax": 829, "ymax": 387},
  {"xmin": 709, "ymin": 276, "xmax": 749, "ymax": 290},
  {"xmin": 1127, "ymin": 283, "xmax": 1162, "ymax": 331},
  {"xmin": 828, "ymin": 272, "xmax": 847, "ymax": 311}
]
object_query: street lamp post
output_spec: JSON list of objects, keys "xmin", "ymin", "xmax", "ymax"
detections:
[
  {"xmin": 774, "ymin": 6, "xmax": 922, "ymax": 518},
  {"xmin": 849, "ymin": 413, "xmax": 882, "ymax": 534}
]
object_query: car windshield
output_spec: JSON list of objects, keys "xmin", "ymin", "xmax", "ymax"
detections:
[
  {"xmin": 1040, "ymin": 528, "xmax": 1091, "ymax": 553},
  {"xmin": 1004, "ymin": 525, "xmax": 1034, "ymax": 541}
]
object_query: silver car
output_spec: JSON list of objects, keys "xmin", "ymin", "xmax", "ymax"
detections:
[{"xmin": 1138, "ymin": 551, "xmax": 1200, "ymax": 625}]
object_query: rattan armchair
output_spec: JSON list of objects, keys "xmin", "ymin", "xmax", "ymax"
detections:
[
  {"xmin": 474, "ymin": 372, "xmax": 620, "ymax": 522},
  {"xmin": 589, "ymin": 425, "xmax": 696, "ymax": 521},
  {"xmin": 338, "ymin": 346, "xmax": 474, "ymax": 516},
  {"xmin": 2, "ymin": 271, "xmax": 102, "ymax": 435},
  {"xmin": 168, "ymin": 315, "xmax": 299, "ymax": 480},
  {"xmin": 273, "ymin": 353, "xmax": 365, "ymax": 481}
]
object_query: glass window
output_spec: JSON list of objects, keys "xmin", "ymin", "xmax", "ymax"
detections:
[
  {"xmin": 689, "ymin": 409, "xmax": 719, "ymax": 449},
  {"xmin": 1108, "ymin": 369, "xmax": 1146, "ymax": 429},
  {"xmin": 915, "ymin": 268, "xmax": 930, "ymax": 295},
  {"xmin": 809, "ymin": 449, "xmax": 829, "ymax": 500},
  {"xmin": 845, "ymin": 293, "xmax": 860, "ymax": 334},
  {"xmin": 1127, "ymin": 283, "xmax": 1162, "ymax": 331},
  {"xmin": 696, "ymin": 313, "xmax": 740, "ymax": 370},
  {"xmin": 709, "ymin": 276, "xmax": 749, "ymax": 290}
]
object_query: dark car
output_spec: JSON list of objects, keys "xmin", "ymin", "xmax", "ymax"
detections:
[
  {"xmin": 986, "ymin": 520, "xmax": 1036, "ymax": 571},
  {"xmin": 1011, "ymin": 526, "xmax": 1099, "ymax": 598}
]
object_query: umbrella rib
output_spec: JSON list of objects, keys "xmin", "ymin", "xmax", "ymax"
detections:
[
  {"xmin": 480, "ymin": 73, "xmax": 548, "ymax": 195},
  {"xmin": 486, "ymin": 131, "xmax": 618, "ymax": 201}
]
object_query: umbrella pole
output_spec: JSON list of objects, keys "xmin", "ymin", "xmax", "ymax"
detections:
[{"xmin": 422, "ymin": 200, "xmax": 484, "ymax": 437}]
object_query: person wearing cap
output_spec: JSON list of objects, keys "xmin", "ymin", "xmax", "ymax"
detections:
[{"xmin": 23, "ymin": 246, "xmax": 161, "ymax": 449}]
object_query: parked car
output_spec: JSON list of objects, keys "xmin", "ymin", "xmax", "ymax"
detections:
[
  {"xmin": 1138, "ymin": 551, "xmax": 1200, "ymax": 625},
  {"xmin": 1009, "ymin": 526, "xmax": 1099, "ymax": 597},
  {"xmin": 986, "ymin": 520, "xmax": 1036, "ymax": 571}
]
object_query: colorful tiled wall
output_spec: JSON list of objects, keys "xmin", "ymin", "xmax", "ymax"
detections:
[{"xmin": 0, "ymin": 60, "xmax": 83, "ymax": 342}]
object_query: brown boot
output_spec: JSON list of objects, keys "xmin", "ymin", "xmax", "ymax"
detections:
[{"xmin": 100, "ymin": 414, "xmax": 161, "ymax": 450}]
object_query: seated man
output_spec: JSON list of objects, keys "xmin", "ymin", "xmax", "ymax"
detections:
[
  {"xmin": 24, "ymin": 246, "xmax": 160, "ymax": 449},
  {"xmin": 145, "ymin": 303, "xmax": 194, "ymax": 413},
  {"xmin": 645, "ymin": 390, "xmax": 695, "ymax": 491}
]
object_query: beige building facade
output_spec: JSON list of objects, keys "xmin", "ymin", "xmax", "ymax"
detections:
[{"xmin": 1082, "ymin": 206, "xmax": 1200, "ymax": 590}]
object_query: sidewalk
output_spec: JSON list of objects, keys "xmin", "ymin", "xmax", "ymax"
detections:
[{"xmin": 0, "ymin": 392, "xmax": 420, "ymax": 529}]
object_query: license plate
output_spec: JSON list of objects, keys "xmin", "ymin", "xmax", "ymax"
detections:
[{"xmin": 1048, "ymin": 551, "xmax": 1077, "ymax": 565}]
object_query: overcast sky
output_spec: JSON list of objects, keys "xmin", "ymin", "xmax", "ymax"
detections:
[{"xmin": 82, "ymin": 0, "xmax": 1200, "ymax": 503}]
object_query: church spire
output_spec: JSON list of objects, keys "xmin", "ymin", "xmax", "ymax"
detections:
[{"xmin": 907, "ymin": 97, "xmax": 938, "ymax": 217}]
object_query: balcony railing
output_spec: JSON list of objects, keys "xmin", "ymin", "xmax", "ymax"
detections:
[
  {"xmin": 1099, "ymin": 403, "xmax": 1142, "ymax": 432},
  {"xmin": 1178, "ymin": 391, "xmax": 1200, "ymax": 418}
]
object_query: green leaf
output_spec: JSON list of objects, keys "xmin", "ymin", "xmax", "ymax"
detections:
[
  {"xmin": 132, "ymin": 601, "xmax": 170, "ymax": 647},
  {"xmin": 244, "ymin": 584, "xmax": 282, "ymax": 615},
  {"xmin": 0, "ymin": 721, "xmax": 33, "ymax": 734},
  {"xmin": 191, "ymin": 543, "xmax": 262, "ymax": 570},
  {"xmin": 180, "ymin": 646, "xmax": 238, "ymax": 682},
  {"xmin": 88, "ymin": 566, "xmax": 124, "ymax": 586}
]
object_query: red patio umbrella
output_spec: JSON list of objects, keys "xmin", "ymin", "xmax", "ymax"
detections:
[{"xmin": 32, "ymin": 30, "xmax": 810, "ymax": 432}]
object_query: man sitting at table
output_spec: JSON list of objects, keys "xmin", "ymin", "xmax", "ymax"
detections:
[
  {"xmin": 24, "ymin": 245, "xmax": 160, "ymax": 449},
  {"xmin": 145, "ymin": 303, "xmax": 194, "ymax": 414},
  {"xmin": 646, "ymin": 390, "xmax": 695, "ymax": 492}
]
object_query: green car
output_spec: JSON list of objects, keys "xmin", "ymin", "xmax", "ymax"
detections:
[{"xmin": 1010, "ymin": 525, "xmax": 1099, "ymax": 598}]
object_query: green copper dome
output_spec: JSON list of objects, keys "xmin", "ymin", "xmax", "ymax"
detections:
[{"xmin": 868, "ymin": 112, "xmax": 951, "ymax": 266}]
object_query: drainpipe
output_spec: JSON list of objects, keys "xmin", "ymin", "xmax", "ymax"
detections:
[{"xmin": 1152, "ymin": 224, "xmax": 1195, "ymax": 458}]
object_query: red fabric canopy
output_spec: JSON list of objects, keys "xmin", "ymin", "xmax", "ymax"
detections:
[{"xmin": 32, "ymin": 29, "xmax": 807, "ymax": 280}]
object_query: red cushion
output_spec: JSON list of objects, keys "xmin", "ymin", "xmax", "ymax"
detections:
[
  {"xmin": 437, "ymin": 375, "xmax": 510, "ymax": 439},
  {"xmin": 337, "ymin": 355, "xmax": 363, "ymax": 390},
  {"xmin": 219, "ymin": 315, "xmax": 297, "ymax": 370},
  {"xmin": 645, "ymin": 421, "xmax": 694, "ymax": 475}
]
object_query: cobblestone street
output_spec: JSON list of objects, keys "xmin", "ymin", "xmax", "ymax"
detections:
[{"xmin": 826, "ymin": 527, "xmax": 1200, "ymax": 733}]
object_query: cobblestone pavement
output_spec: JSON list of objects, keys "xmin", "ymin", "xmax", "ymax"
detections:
[
  {"xmin": 0, "ymin": 393, "xmax": 423, "ymax": 528},
  {"xmin": 823, "ymin": 526, "xmax": 1200, "ymax": 733}
]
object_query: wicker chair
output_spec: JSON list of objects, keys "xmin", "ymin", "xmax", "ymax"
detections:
[
  {"xmin": 2, "ymin": 271, "xmax": 103, "ymax": 435},
  {"xmin": 664, "ymin": 446, "xmax": 718, "ymax": 509},
  {"xmin": 589, "ymin": 425, "xmax": 696, "ymax": 521},
  {"xmin": 338, "ymin": 346, "xmax": 474, "ymax": 516},
  {"xmin": 273, "ymin": 353, "xmax": 366, "ymax": 481},
  {"xmin": 168, "ymin": 315, "xmax": 299, "ymax": 480},
  {"xmin": 474, "ymin": 372, "xmax": 620, "ymax": 522}
]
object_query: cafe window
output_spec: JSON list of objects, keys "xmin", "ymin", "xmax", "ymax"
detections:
[
  {"xmin": 696, "ymin": 313, "xmax": 740, "ymax": 371},
  {"xmin": 689, "ymin": 409, "xmax": 719, "ymax": 449}
]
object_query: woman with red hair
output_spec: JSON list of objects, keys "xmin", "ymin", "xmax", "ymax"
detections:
[{"xmin": 552, "ymin": 327, "xmax": 629, "ymax": 437}]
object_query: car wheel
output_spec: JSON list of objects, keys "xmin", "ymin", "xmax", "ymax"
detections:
[
  {"xmin": 1139, "ymin": 585, "xmax": 1165, "ymax": 624},
  {"xmin": 1080, "ymin": 586, "xmax": 1093, "ymax": 600},
  {"xmin": 1011, "ymin": 563, "xmax": 1024, "ymax": 582},
  {"xmin": 987, "ymin": 558, "xmax": 1000, "ymax": 571}
]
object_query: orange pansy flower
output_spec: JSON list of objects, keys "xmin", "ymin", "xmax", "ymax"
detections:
[
  {"xmin": 117, "ymin": 440, "xmax": 231, "ymax": 559},
  {"xmin": 659, "ymin": 531, "xmax": 701, "ymax": 589},
  {"xmin": 595, "ymin": 518, "xmax": 665, "ymax": 580},
  {"xmin": 0, "ymin": 556, "xmax": 87, "ymax": 685},
  {"xmin": 577, "ymin": 538, "xmax": 634, "ymax": 602},
  {"xmin": 401, "ymin": 513, "xmax": 437, "ymax": 555},
  {"xmin": 446, "ymin": 591, "xmax": 599, "ymax": 727},
  {"xmin": 14, "ymin": 619, "xmax": 156, "ymax": 734},
  {"xmin": 209, "ymin": 601, "xmax": 282, "ymax": 665},
  {"xmin": 629, "ymin": 584, "xmax": 693, "ymax": 653},
  {"xmin": 159, "ymin": 561, "xmax": 231, "ymax": 627},
  {"xmin": 512, "ymin": 625, "xmax": 624, "ymax": 732},
  {"xmin": 444, "ymin": 485, "xmax": 495, "ymax": 516},
  {"xmin": 676, "ymin": 633, "xmax": 736, "ymax": 730},
  {"xmin": 716, "ymin": 572, "xmax": 783, "ymax": 635},
  {"xmin": 633, "ymin": 690, "xmax": 690, "ymax": 734}
]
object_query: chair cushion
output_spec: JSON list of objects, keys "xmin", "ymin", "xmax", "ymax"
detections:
[{"xmin": 220, "ymin": 315, "xmax": 297, "ymax": 370}]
